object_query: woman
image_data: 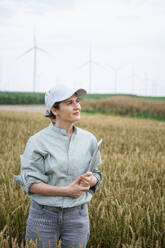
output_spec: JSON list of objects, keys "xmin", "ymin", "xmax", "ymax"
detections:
[{"xmin": 14, "ymin": 84, "xmax": 102, "ymax": 248}]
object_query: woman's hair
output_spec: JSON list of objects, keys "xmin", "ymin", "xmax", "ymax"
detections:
[
  {"xmin": 45, "ymin": 101, "xmax": 61, "ymax": 122},
  {"xmin": 45, "ymin": 92, "xmax": 78, "ymax": 122}
]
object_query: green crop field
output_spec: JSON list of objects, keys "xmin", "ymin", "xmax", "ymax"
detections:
[
  {"xmin": 0, "ymin": 91, "xmax": 165, "ymax": 105},
  {"xmin": 0, "ymin": 91, "xmax": 165, "ymax": 121},
  {"xmin": 0, "ymin": 110, "xmax": 165, "ymax": 247},
  {"xmin": 84, "ymin": 93, "xmax": 165, "ymax": 101}
]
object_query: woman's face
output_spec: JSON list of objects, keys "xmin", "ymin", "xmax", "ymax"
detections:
[{"xmin": 52, "ymin": 94, "xmax": 81, "ymax": 124}]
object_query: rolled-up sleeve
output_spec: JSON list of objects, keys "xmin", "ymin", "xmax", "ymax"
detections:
[
  {"xmin": 14, "ymin": 137, "xmax": 48, "ymax": 194},
  {"xmin": 89, "ymin": 140, "xmax": 102, "ymax": 194}
]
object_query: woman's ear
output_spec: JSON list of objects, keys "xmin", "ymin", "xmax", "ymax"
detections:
[{"xmin": 51, "ymin": 107, "xmax": 58, "ymax": 116}]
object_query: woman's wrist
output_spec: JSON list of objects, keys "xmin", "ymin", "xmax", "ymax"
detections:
[{"xmin": 90, "ymin": 175, "xmax": 98, "ymax": 187}]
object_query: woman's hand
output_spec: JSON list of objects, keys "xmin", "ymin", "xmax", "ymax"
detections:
[
  {"xmin": 29, "ymin": 173, "xmax": 98, "ymax": 199},
  {"xmin": 79, "ymin": 172, "xmax": 98, "ymax": 188},
  {"xmin": 66, "ymin": 176, "xmax": 90, "ymax": 198}
]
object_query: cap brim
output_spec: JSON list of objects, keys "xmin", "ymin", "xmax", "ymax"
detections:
[
  {"xmin": 45, "ymin": 85, "xmax": 87, "ymax": 113},
  {"xmin": 56, "ymin": 88, "xmax": 87, "ymax": 103},
  {"xmin": 75, "ymin": 88, "xmax": 87, "ymax": 97}
]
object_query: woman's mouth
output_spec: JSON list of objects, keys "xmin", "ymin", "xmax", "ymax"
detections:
[{"xmin": 73, "ymin": 112, "xmax": 80, "ymax": 116}]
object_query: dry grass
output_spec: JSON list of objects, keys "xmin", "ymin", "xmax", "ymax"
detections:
[
  {"xmin": 81, "ymin": 97, "xmax": 165, "ymax": 120},
  {"xmin": 0, "ymin": 110, "xmax": 165, "ymax": 247}
]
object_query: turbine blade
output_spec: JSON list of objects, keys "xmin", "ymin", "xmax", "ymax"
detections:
[
  {"xmin": 105, "ymin": 64, "xmax": 115, "ymax": 71},
  {"xmin": 36, "ymin": 46, "xmax": 48, "ymax": 54},
  {"xmin": 128, "ymin": 74, "xmax": 141, "ymax": 80},
  {"xmin": 106, "ymin": 64, "xmax": 128, "ymax": 71},
  {"xmin": 116, "ymin": 63, "xmax": 130, "ymax": 71},
  {"xmin": 17, "ymin": 47, "xmax": 33, "ymax": 59},
  {"xmin": 91, "ymin": 61, "xmax": 107, "ymax": 70},
  {"xmin": 77, "ymin": 61, "xmax": 89, "ymax": 69}
]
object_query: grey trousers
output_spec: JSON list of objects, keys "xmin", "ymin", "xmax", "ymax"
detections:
[{"xmin": 25, "ymin": 200, "xmax": 90, "ymax": 248}]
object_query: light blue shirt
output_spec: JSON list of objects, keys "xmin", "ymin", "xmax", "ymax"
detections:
[{"xmin": 14, "ymin": 123, "xmax": 102, "ymax": 208}]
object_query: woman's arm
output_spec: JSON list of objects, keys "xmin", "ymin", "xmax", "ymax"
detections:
[{"xmin": 29, "ymin": 175, "xmax": 90, "ymax": 199}]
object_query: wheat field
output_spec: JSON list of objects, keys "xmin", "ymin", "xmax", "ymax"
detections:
[
  {"xmin": 0, "ymin": 110, "xmax": 165, "ymax": 248},
  {"xmin": 81, "ymin": 97, "xmax": 165, "ymax": 120}
]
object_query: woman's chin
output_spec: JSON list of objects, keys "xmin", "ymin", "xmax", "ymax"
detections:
[{"xmin": 72, "ymin": 115, "xmax": 80, "ymax": 122}]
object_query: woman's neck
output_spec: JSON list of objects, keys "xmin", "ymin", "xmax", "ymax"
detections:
[{"xmin": 55, "ymin": 121, "xmax": 73, "ymax": 139}]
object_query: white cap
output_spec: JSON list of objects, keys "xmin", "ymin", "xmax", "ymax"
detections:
[{"xmin": 45, "ymin": 84, "xmax": 87, "ymax": 114}]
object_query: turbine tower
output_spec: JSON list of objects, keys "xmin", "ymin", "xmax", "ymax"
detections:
[
  {"xmin": 143, "ymin": 73, "xmax": 158, "ymax": 96},
  {"xmin": 128, "ymin": 64, "xmax": 140, "ymax": 95},
  {"xmin": 106, "ymin": 64, "xmax": 129, "ymax": 94},
  {"xmin": 144, "ymin": 72, "xmax": 150, "ymax": 96},
  {"xmin": 17, "ymin": 31, "xmax": 48, "ymax": 92},
  {"xmin": 78, "ymin": 43, "xmax": 106, "ymax": 93}
]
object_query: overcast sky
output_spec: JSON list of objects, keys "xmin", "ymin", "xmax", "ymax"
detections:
[{"xmin": 0, "ymin": 0, "xmax": 165, "ymax": 96}]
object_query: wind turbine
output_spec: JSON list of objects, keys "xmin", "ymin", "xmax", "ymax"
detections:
[
  {"xmin": 17, "ymin": 31, "xmax": 48, "ymax": 92},
  {"xmin": 128, "ymin": 64, "xmax": 140, "ymax": 95},
  {"xmin": 106, "ymin": 64, "xmax": 129, "ymax": 94},
  {"xmin": 151, "ymin": 80, "xmax": 158, "ymax": 96},
  {"xmin": 78, "ymin": 43, "xmax": 106, "ymax": 93},
  {"xmin": 143, "ymin": 73, "xmax": 157, "ymax": 96},
  {"xmin": 143, "ymin": 73, "xmax": 159, "ymax": 96},
  {"xmin": 0, "ymin": 62, "xmax": 2, "ymax": 91}
]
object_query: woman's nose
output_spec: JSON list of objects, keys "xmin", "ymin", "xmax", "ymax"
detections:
[{"xmin": 73, "ymin": 101, "xmax": 80, "ymax": 109}]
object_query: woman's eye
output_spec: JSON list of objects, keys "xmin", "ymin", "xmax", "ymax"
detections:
[{"xmin": 66, "ymin": 98, "xmax": 80, "ymax": 105}]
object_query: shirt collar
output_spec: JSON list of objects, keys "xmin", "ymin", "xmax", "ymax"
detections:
[{"xmin": 49, "ymin": 122, "xmax": 77, "ymax": 136}]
